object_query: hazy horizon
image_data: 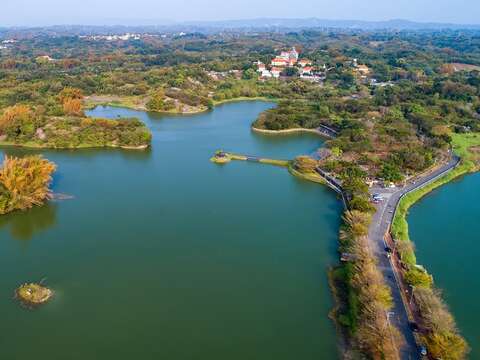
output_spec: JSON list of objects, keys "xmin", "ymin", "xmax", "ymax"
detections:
[{"xmin": 2, "ymin": 0, "xmax": 480, "ymax": 27}]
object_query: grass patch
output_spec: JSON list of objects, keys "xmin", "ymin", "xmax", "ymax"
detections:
[
  {"xmin": 213, "ymin": 96, "xmax": 278, "ymax": 106},
  {"xmin": 15, "ymin": 283, "xmax": 53, "ymax": 305},
  {"xmin": 84, "ymin": 95, "xmax": 146, "ymax": 111},
  {"xmin": 259, "ymin": 158, "xmax": 289, "ymax": 167},
  {"xmin": 288, "ymin": 164, "xmax": 326, "ymax": 184}
]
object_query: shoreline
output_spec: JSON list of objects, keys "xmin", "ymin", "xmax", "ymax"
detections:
[
  {"xmin": 392, "ymin": 133, "xmax": 480, "ymax": 255},
  {"xmin": 287, "ymin": 164, "xmax": 327, "ymax": 184},
  {"xmin": 0, "ymin": 141, "xmax": 150, "ymax": 150},
  {"xmin": 86, "ymin": 96, "xmax": 277, "ymax": 115},
  {"xmin": 213, "ymin": 96, "xmax": 278, "ymax": 106},
  {"xmin": 387, "ymin": 133, "xmax": 479, "ymax": 357},
  {"xmin": 86, "ymin": 101, "xmax": 208, "ymax": 115},
  {"xmin": 252, "ymin": 126, "xmax": 324, "ymax": 136},
  {"xmin": 284, "ymin": 144, "xmax": 473, "ymax": 356}
]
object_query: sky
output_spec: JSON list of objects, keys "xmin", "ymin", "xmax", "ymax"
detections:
[{"xmin": 1, "ymin": 0, "xmax": 479, "ymax": 26}]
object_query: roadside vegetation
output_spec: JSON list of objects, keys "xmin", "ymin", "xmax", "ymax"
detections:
[
  {"xmin": 0, "ymin": 155, "xmax": 56, "ymax": 215},
  {"xmin": 389, "ymin": 132, "xmax": 479, "ymax": 359},
  {"xmin": 323, "ymin": 160, "xmax": 402, "ymax": 358},
  {"xmin": 333, "ymin": 209, "xmax": 400, "ymax": 359},
  {"xmin": 291, "ymin": 154, "xmax": 400, "ymax": 358},
  {"xmin": 288, "ymin": 156, "xmax": 326, "ymax": 183},
  {"xmin": 392, "ymin": 133, "xmax": 480, "ymax": 257}
]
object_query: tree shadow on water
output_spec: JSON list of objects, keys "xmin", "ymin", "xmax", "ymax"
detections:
[{"xmin": 0, "ymin": 202, "xmax": 58, "ymax": 242}]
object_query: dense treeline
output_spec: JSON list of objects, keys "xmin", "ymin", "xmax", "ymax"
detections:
[
  {"xmin": 2, "ymin": 29, "xmax": 479, "ymax": 119},
  {"xmin": 255, "ymin": 69, "xmax": 480, "ymax": 179},
  {"xmin": 337, "ymin": 210, "xmax": 399, "ymax": 359}
]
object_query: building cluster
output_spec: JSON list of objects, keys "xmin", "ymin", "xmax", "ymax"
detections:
[
  {"xmin": 0, "ymin": 39, "xmax": 17, "ymax": 50},
  {"xmin": 256, "ymin": 47, "xmax": 325, "ymax": 82},
  {"xmin": 36, "ymin": 55, "xmax": 57, "ymax": 63},
  {"xmin": 79, "ymin": 33, "xmax": 143, "ymax": 41},
  {"xmin": 207, "ymin": 70, "xmax": 242, "ymax": 80},
  {"xmin": 351, "ymin": 58, "xmax": 370, "ymax": 79}
]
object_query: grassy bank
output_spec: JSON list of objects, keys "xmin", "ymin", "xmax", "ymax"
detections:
[
  {"xmin": 211, "ymin": 151, "xmax": 289, "ymax": 167},
  {"xmin": 86, "ymin": 95, "xmax": 277, "ymax": 114},
  {"xmin": 259, "ymin": 158, "xmax": 289, "ymax": 167},
  {"xmin": 287, "ymin": 164, "xmax": 326, "ymax": 184},
  {"xmin": 213, "ymin": 96, "xmax": 278, "ymax": 106},
  {"xmin": 389, "ymin": 132, "xmax": 479, "ymax": 359},
  {"xmin": 392, "ymin": 133, "xmax": 480, "ymax": 264},
  {"xmin": 252, "ymin": 126, "xmax": 324, "ymax": 136},
  {"xmin": 84, "ymin": 95, "xmax": 147, "ymax": 111}
]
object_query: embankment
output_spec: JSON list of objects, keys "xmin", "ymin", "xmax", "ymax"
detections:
[
  {"xmin": 252, "ymin": 126, "xmax": 323, "ymax": 136},
  {"xmin": 390, "ymin": 133, "xmax": 479, "ymax": 359}
]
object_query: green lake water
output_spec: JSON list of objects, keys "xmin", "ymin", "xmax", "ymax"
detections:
[
  {"xmin": 0, "ymin": 101, "xmax": 342, "ymax": 360},
  {"xmin": 409, "ymin": 172, "xmax": 480, "ymax": 358}
]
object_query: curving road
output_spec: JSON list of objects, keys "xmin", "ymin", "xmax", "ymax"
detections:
[{"xmin": 367, "ymin": 154, "xmax": 460, "ymax": 359}]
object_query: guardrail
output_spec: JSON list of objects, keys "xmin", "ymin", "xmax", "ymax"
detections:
[
  {"xmin": 387, "ymin": 155, "xmax": 461, "ymax": 355},
  {"xmin": 391, "ymin": 155, "xmax": 460, "ymax": 233}
]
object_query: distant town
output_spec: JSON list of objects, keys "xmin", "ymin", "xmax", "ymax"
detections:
[{"xmin": 253, "ymin": 46, "xmax": 390, "ymax": 86}]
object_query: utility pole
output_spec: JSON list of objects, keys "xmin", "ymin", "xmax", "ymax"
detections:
[
  {"xmin": 409, "ymin": 285, "xmax": 416, "ymax": 306},
  {"xmin": 386, "ymin": 311, "xmax": 399, "ymax": 360}
]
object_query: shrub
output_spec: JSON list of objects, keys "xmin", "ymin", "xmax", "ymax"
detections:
[
  {"xmin": 63, "ymin": 98, "xmax": 84, "ymax": 116},
  {"xmin": 0, "ymin": 155, "xmax": 56, "ymax": 214},
  {"xmin": 293, "ymin": 156, "xmax": 318, "ymax": 173},
  {"xmin": 404, "ymin": 268, "xmax": 433, "ymax": 288}
]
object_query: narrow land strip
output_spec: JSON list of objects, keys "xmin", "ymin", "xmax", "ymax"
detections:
[{"xmin": 368, "ymin": 155, "xmax": 460, "ymax": 359}]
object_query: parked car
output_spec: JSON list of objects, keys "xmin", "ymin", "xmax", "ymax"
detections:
[
  {"xmin": 409, "ymin": 322, "xmax": 419, "ymax": 332},
  {"xmin": 419, "ymin": 345, "xmax": 427, "ymax": 356}
]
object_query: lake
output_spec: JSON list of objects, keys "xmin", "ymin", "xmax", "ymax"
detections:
[
  {"xmin": 0, "ymin": 101, "xmax": 342, "ymax": 359},
  {"xmin": 409, "ymin": 172, "xmax": 480, "ymax": 358}
]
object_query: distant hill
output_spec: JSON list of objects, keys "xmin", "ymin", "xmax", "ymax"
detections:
[
  {"xmin": 182, "ymin": 18, "xmax": 480, "ymax": 31},
  {"xmin": 2, "ymin": 18, "xmax": 480, "ymax": 37}
]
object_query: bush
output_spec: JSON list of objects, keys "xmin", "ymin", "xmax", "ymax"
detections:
[
  {"xmin": 404, "ymin": 268, "xmax": 433, "ymax": 288},
  {"xmin": 293, "ymin": 156, "xmax": 318, "ymax": 173},
  {"xmin": 414, "ymin": 287, "xmax": 469, "ymax": 359},
  {"xmin": 0, "ymin": 155, "xmax": 56, "ymax": 214}
]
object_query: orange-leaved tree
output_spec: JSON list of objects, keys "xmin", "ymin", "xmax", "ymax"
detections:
[
  {"xmin": 58, "ymin": 87, "xmax": 84, "ymax": 103},
  {"xmin": 0, "ymin": 155, "xmax": 56, "ymax": 214},
  {"xmin": 0, "ymin": 105, "xmax": 35, "ymax": 139},
  {"xmin": 63, "ymin": 98, "xmax": 84, "ymax": 116},
  {"xmin": 58, "ymin": 87, "xmax": 85, "ymax": 116}
]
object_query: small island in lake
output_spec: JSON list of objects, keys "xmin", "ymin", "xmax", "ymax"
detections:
[
  {"xmin": 210, "ymin": 150, "xmax": 232, "ymax": 164},
  {"xmin": 15, "ymin": 283, "xmax": 53, "ymax": 307}
]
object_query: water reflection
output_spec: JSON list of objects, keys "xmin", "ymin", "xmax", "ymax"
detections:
[
  {"xmin": 0, "ymin": 202, "xmax": 57, "ymax": 241},
  {"xmin": 0, "ymin": 145, "xmax": 153, "ymax": 162}
]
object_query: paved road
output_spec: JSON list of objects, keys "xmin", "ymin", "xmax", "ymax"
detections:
[{"xmin": 368, "ymin": 154, "xmax": 460, "ymax": 359}]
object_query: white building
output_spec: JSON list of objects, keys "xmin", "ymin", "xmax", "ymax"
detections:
[
  {"xmin": 270, "ymin": 67, "xmax": 282, "ymax": 78},
  {"xmin": 256, "ymin": 61, "xmax": 266, "ymax": 72},
  {"xmin": 260, "ymin": 70, "xmax": 272, "ymax": 78},
  {"xmin": 299, "ymin": 66, "xmax": 313, "ymax": 75},
  {"xmin": 271, "ymin": 57, "xmax": 289, "ymax": 67}
]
